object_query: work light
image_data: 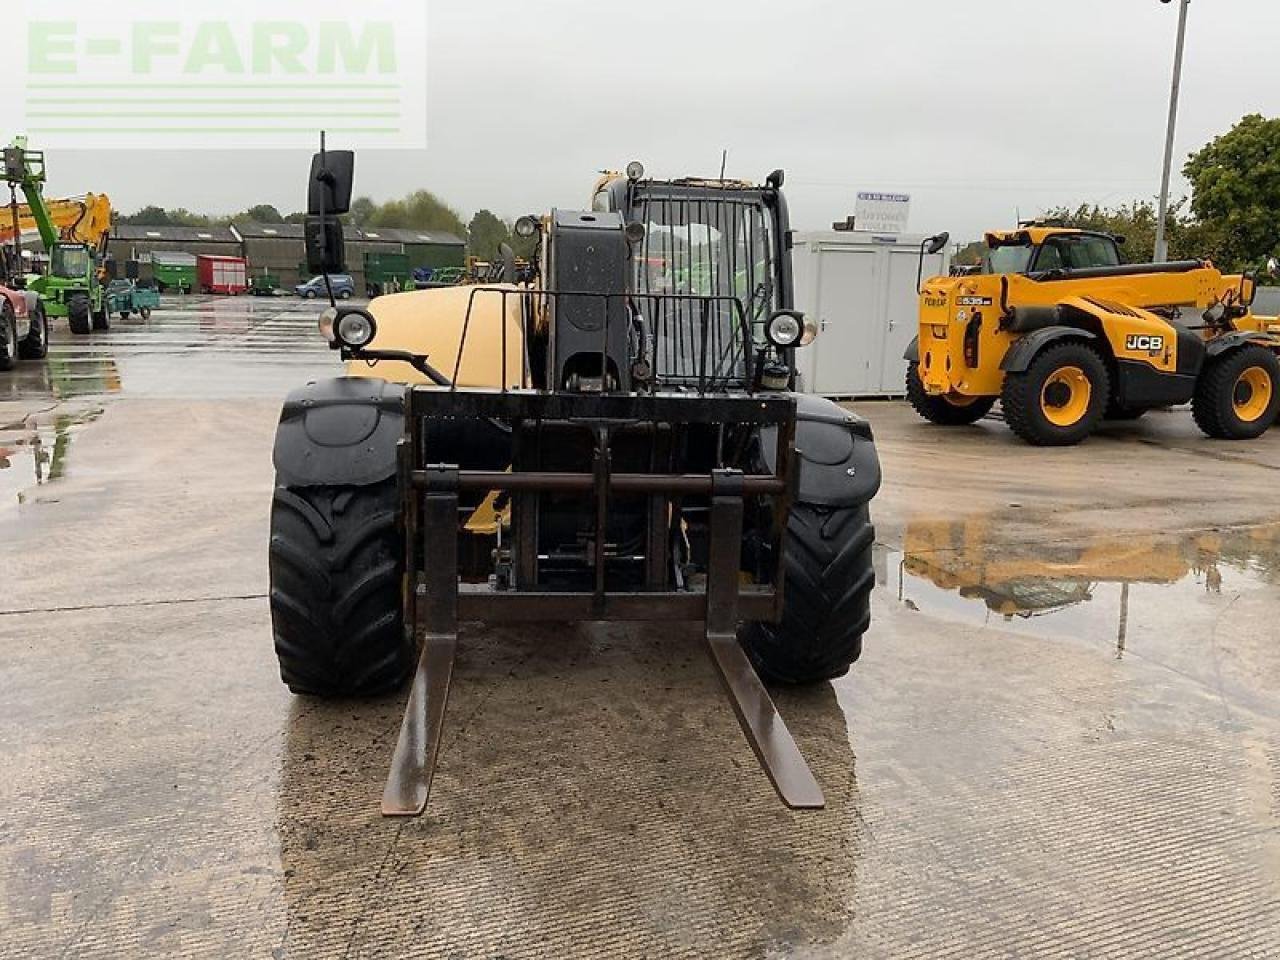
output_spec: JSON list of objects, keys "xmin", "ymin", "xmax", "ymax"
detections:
[
  {"xmin": 766, "ymin": 310, "xmax": 817, "ymax": 349},
  {"xmin": 337, "ymin": 310, "xmax": 376, "ymax": 348}
]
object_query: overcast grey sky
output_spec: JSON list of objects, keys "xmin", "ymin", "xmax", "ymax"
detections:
[{"xmin": 42, "ymin": 0, "xmax": 1280, "ymax": 241}]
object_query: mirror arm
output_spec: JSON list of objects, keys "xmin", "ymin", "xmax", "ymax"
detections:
[{"xmin": 345, "ymin": 347, "xmax": 452, "ymax": 387}]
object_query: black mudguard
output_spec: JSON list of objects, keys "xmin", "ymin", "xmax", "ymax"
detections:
[
  {"xmin": 1205, "ymin": 330, "xmax": 1280, "ymax": 359},
  {"xmin": 903, "ymin": 336, "xmax": 919, "ymax": 363},
  {"xmin": 761, "ymin": 394, "xmax": 882, "ymax": 508},
  {"xmin": 1000, "ymin": 325, "xmax": 1099, "ymax": 373},
  {"xmin": 272, "ymin": 377, "xmax": 406, "ymax": 488}
]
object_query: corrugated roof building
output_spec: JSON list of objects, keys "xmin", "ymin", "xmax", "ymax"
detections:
[{"xmin": 114, "ymin": 225, "xmax": 241, "ymax": 259}]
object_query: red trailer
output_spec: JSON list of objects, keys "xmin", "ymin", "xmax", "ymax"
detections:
[{"xmin": 196, "ymin": 255, "xmax": 248, "ymax": 295}]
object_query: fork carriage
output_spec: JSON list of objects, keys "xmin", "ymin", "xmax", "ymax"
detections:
[
  {"xmin": 382, "ymin": 384, "xmax": 824, "ymax": 815},
  {"xmin": 270, "ymin": 151, "xmax": 882, "ymax": 818}
]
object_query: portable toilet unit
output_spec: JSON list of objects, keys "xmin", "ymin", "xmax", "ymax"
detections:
[
  {"xmin": 792, "ymin": 231, "xmax": 950, "ymax": 398},
  {"xmin": 197, "ymin": 254, "xmax": 249, "ymax": 295}
]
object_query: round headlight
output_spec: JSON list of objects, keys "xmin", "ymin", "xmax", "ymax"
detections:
[
  {"xmin": 766, "ymin": 311, "xmax": 804, "ymax": 348},
  {"xmin": 514, "ymin": 215, "xmax": 538, "ymax": 239},
  {"xmin": 318, "ymin": 306, "xmax": 337, "ymax": 343},
  {"xmin": 336, "ymin": 311, "xmax": 375, "ymax": 348},
  {"xmin": 800, "ymin": 315, "xmax": 819, "ymax": 347},
  {"xmin": 626, "ymin": 160, "xmax": 645, "ymax": 181}
]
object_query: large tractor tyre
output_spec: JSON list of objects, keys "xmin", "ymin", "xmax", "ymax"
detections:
[
  {"xmin": 91, "ymin": 306, "xmax": 110, "ymax": 331},
  {"xmin": 1001, "ymin": 341, "xmax": 1109, "ymax": 446},
  {"xmin": 739, "ymin": 503, "xmax": 875, "ymax": 685},
  {"xmin": 905, "ymin": 364, "xmax": 996, "ymax": 426},
  {"xmin": 68, "ymin": 294, "xmax": 92, "ymax": 335},
  {"xmin": 0, "ymin": 303, "xmax": 17, "ymax": 371},
  {"xmin": 268, "ymin": 478, "xmax": 414, "ymax": 697},
  {"xmin": 1191, "ymin": 346, "xmax": 1280, "ymax": 440},
  {"xmin": 18, "ymin": 304, "xmax": 49, "ymax": 360}
]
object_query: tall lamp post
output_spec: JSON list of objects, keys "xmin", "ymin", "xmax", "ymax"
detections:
[{"xmin": 1154, "ymin": 0, "xmax": 1191, "ymax": 263}]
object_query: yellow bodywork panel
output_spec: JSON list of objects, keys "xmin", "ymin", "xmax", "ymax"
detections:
[{"xmin": 344, "ymin": 284, "xmax": 527, "ymax": 389}]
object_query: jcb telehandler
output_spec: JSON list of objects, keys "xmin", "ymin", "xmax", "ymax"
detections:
[
  {"xmin": 906, "ymin": 226, "xmax": 1280, "ymax": 445},
  {"xmin": 268, "ymin": 147, "xmax": 882, "ymax": 817}
]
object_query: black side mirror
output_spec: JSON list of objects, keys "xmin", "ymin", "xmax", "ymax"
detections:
[
  {"xmin": 307, "ymin": 149, "xmax": 355, "ymax": 216},
  {"xmin": 304, "ymin": 215, "xmax": 345, "ymax": 274},
  {"xmin": 917, "ymin": 232, "xmax": 951, "ymax": 293}
]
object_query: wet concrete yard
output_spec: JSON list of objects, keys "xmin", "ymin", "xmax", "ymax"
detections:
[{"xmin": 1, "ymin": 295, "xmax": 1278, "ymax": 958}]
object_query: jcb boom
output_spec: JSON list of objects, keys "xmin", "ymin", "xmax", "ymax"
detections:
[{"xmin": 906, "ymin": 227, "xmax": 1280, "ymax": 445}]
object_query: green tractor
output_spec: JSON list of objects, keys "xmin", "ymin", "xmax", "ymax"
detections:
[{"xmin": 4, "ymin": 139, "xmax": 113, "ymax": 334}]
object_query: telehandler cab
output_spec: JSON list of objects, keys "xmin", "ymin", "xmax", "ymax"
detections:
[
  {"xmin": 269, "ymin": 147, "xmax": 882, "ymax": 817},
  {"xmin": 906, "ymin": 226, "xmax": 1280, "ymax": 445}
]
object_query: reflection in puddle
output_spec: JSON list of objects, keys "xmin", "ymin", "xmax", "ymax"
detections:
[
  {"xmin": 0, "ymin": 354, "xmax": 122, "ymax": 400},
  {"xmin": 885, "ymin": 515, "xmax": 1280, "ymax": 658},
  {"xmin": 0, "ymin": 408, "xmax": 104, "ymax": 509}
]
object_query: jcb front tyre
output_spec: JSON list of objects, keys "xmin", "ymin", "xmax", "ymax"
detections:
[
  {"xmin": 1191, "ymin": 346, "xmax": 1280, "ymax": 440},
  {"xmin": 91, "ymin": 307, "xmax": 110, "ymax": 331},
  {"xmin": 1002, "ymin": 341, "xmax": 1109, "ymax": 446},
  {"xmin": 269, "ymin": 479, "xmax": 414, "ymax": 697},
  {"xmin": 739, "ymin": 503, "xmax": 875, "ymax": 685},
  {"xmin": 906, "ymin": 364, "xmax": 995, "ymax": 425},
  {"xmin": 68, "ymin": 294, "xmax": 92, "ymax": 335}
]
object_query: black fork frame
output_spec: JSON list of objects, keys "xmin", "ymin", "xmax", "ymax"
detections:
[{"xmin": 380, "ymin": 386, "xmax": 825, "ymax": 816}]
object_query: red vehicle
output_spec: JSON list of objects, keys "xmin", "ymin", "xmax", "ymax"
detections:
[
  {"xmin": 0, "ymin": 284, "xmax": 49, "ymax": 370},
  {"xmin": 196, "ymin": 255, "xmax": 248, "ymax": 295}
]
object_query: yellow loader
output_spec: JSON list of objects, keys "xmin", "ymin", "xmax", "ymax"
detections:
[{"xmin": 905, "ymin": 226, "xmax": 1280, "ymax": 445}]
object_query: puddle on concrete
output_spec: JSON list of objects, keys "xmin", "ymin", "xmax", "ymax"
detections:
[
  {"xmin": 882, "ymin": 514, "xmax": 1280, "ymax": 659},
  {"xmin": 0, "ymin": 407, "xmax": 104, "ymax": 510}
]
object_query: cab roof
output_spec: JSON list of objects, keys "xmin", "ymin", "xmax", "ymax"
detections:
[{"xmin": 985, "ymin": 227, "xmax": 1085, "ymax": 247}]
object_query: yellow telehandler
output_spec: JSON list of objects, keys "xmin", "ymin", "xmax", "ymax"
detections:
[{"xmin": 905, "ymin": 226, "xmax": 1280, "ymax": 445}]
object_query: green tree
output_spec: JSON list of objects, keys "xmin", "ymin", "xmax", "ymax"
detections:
[
  {"xmin": 1184, "ymin": 113, "xmax": 1280, "ymax": 270},
  {"xmin": 1040, "ymin": 199, "xmax": 1211, "ymax": 263},
  {"xmin": 240, "ymin": 204, "xmax": 284, "ymax": 223},
  {"xmin": 118, "ymin": 205, "xmax": 174, "ymax": 226},
  {"xmin": 467, "ymin": 209, "xmax": 510, "ymax": 261},
  {"xmin": 348, "ymin": 196, "xmax": 377, "ymax": 228},
  {"xmin": 364, "ymin": 189, "xmax": 466, "ymax": 238}
]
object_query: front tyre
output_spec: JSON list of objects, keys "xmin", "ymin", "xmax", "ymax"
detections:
[
  {"xmin": 906, "ymin": 364, "xmax": 996, "ymax": 425},
  {"xmin": 1191, "ymin": 345, "xmax": 1280, "ymax": 440},
  {"xmin": 1001, "ymin": 341, "xmax": 1109, "ymax": 446},
  {"xmin": 739, "ymin": 502, "xmax": 875, "ymax": 685},
  {"xmin": 19, "ymin": 303, "xmax": 48, "ymax": 360},
  {"xmin": 92, "ymin": 306, "xmax": 110, "ymax": 331},
  {"xmin": 68, "ymin": 294, "xmax": 92, "ymax": 335},
  {"xmin": 269, "ymin": 479, "xmax": 414, "ymax": 697}
]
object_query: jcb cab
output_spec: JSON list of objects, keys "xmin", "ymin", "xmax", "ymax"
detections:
[{"xmin": 906, "ymin": 227, "xmax": 1280, "ymax": 445}]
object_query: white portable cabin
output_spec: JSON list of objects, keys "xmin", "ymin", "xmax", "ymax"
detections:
[{"xmin": 792, "ymin": 231, "xmax": 950, "ymax": 398}]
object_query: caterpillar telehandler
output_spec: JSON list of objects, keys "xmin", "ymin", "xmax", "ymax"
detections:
[
  {"xmin": 906, "ymin": 225, "xmax": 1280, "ymax": 445},
  {"xmin": 268, "ymin": 147, "xmax": 882, "ymax": 817}
]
